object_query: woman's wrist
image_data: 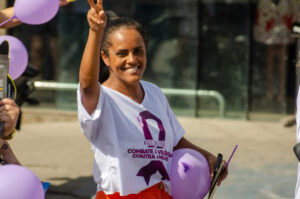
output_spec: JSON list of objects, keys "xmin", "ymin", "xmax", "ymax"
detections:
[
  {"xmin": 0, "ymin": 129, "xmax": 16, "ymax": 140},
  {"xmin": 89, "ymin": 29, "xmax": 104, "ymax": 41}
]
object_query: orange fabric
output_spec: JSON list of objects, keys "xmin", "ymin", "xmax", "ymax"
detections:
[{"xmin": 96, "ymin": 182, "xmax": 172, "ymax": 199}]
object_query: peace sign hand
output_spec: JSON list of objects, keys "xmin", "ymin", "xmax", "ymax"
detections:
[{"xmin": 86, "ymin": 0, "xmax": 107, "ymax": 33}]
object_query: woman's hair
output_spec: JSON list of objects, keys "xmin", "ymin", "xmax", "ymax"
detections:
[{"xmin": 99, "ymin": 14, "xmax": 147, "ymax": 83}]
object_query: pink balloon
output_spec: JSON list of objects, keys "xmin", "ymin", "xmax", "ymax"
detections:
[
  {"xmin": 0, "ymin": 165, "xmax": 44, "ymax": 199},
  {"xmin": 14, "ymin": 0, "xmax": 59, "ymax": 25},
  {"xmin": 170, "ymin": 148, "xmax": 211, "ymax": 199},
  {"xmin": 0, "ymin": 36, "xmax": 28, "ymax": 80}
]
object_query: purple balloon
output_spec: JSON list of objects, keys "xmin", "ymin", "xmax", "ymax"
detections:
[
  {"xmin": 0, "ymin": 165, "xmax": 44, "ymax": 199},
  {"xmin": 0, "ymin": 36, "xmax": 28, "ymax": 80},
  {"xmin": 170, "ymin": 148, "xmax": 211, "ymax": 199},
  {"xmin": 14, "ymin": 0, "xmax": 59, "ymax": 25}
]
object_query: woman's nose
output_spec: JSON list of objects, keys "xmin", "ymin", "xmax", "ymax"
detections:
[{"xmin": 127, "ymin": 53, "xmax": 137, "ymax": 64}]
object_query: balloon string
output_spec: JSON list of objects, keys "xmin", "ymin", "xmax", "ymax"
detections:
[{"xmin": 0, "ymin": 15, "xmax": 17, "ymax": 27}]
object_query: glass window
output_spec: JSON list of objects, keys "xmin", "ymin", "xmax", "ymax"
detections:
[
  {"xmin": 6, "ymin": 0, "xmax": 297, "ymax": 120},
  {"xmin": 249, "ymin": 0, "xmax": 298, "ymax": 120}
]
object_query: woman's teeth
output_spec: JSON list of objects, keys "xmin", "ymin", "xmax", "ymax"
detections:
[{"xmin": 126, "ymin": 67, "xmax": 138, "ymax": 72}]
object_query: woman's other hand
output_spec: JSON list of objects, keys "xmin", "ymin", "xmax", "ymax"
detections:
[{"xmin": 206, "ymin": 153, "xmax": 228, "ymax": 186}]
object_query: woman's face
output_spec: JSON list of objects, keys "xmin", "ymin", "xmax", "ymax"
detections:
[{"xmin": 102, "ymin": 28, "xmax": 147, "ymax": 85}]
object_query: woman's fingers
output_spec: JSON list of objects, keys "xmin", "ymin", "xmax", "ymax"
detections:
[
  {"xmin": 88, "ymin": 9, "xmax": 101, "ymax": 24},
  {"xmin": 86, "ymin": 0, "xmax": 96, "ymax": 9},
  {"xmin": 217, "ymin": 161, "xmax": 228, "ymax": 186},
  {"xmin": 87, "ymin": 9, "xmax": 106, "ymax": 31},
  {"xmin": 96, "ymin": 0, "xmax": 103, "ymax": 8},
  {"xmin": 86, "ymin": 0, "xmax": 106, "ymax": 32},
  {"xmin": 98, "ymin": 10, "xmax": 107, "ymax": 24},
  {"xmin": 96, "ymin": 0, "xmax": 104, "ymax": 13}
]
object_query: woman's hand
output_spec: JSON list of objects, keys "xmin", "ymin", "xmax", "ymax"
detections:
[
  {"xmin": 0, "ymin": 99, "xmax": 19, "ymax": 137},
  {"xmin": 174, "ymin": 137, "xmax": 228, "ymax": 186},
  {"xmin": 206, "ymin": 153, "xmax": 228, "ymax": 186},
  {"xmin": 87, "ymin": 0, "xmax": 107, "ymax": 33}
]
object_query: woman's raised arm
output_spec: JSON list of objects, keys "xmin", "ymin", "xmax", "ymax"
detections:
[{"xmin": 79, "ymin": 0, "xmax": 107, "ymax": 114}]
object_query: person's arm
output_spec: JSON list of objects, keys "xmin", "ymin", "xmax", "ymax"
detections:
[
  {"xmin": 174, "ymin": 137, "xmax": 228, "ymax": 185},
  {"xmin": 79, "ymin": 0, "xmax": 107, "ymax": 115},
  {"xmin": 0, "ymin": 7, "xmax": 21, "ymax": 29},
  {"xmin": 0, "ymin": 140, "xmax": 21, "ymax": 165},
  {"xmin": 0, "ymin": 98, "xmax": 19, "ymax": 138}
]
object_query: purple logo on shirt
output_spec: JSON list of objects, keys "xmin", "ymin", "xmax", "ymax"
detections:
[
  {"xmin": 137, "ymin": 160, "xmax": 170, "ymax": 185},
  {"xmin": 137, "ymin": 111, "xmax": 166, "ymax": 148},
  {"xmin": 136, "ymin": 111, "xmax": 170, "ymax": 185}
]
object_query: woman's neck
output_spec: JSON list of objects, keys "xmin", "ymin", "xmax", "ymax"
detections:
[{"xmin": 102, "ymin": 78, "xmax": 144, "ymax": 104}]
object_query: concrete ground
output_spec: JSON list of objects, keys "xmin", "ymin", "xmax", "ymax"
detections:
[{"xmin": 7, "ymin": 108, "xmax": 298, "ymax": 199}]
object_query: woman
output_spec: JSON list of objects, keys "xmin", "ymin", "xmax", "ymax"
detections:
[{"xmin": 78, "ymin": 0, "xmax": 228, "ymax": 198}]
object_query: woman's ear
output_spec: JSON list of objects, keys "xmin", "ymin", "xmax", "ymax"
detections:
[{"xmin": 101, "ymin": 51, "xmax": 110, "ymax": 67}]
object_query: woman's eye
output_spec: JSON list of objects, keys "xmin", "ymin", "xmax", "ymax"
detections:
[
  {"xmin": 134, "ymin": 48, "xmax": 144, "ymax": 55},
  {"xmin": 117, "ymin": 51, "xmax": 128, "ymax": 57}
]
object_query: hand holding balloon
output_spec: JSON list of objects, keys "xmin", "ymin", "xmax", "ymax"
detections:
[
  {"xmin": 170, "ymin": 149, "xmax": 211, "ymax": 199},
  {"xmin": 0, "ymin": 0, "xmax": 60, "ymax": 27}
]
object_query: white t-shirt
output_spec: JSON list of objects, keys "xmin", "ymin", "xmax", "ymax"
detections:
[{"xmin": 77, "ymin": 81, "xmax": 185, "ymax": 196}]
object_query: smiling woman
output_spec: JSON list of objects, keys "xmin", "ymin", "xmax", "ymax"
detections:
[
  {"xmin": 77, "ymin": 0, "xmax": 227, "ymax": 198},
  {"xmin": 100, "ymin": 21, "xmax": 147, "ymax": 92}
]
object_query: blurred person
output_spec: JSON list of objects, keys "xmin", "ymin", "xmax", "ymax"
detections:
[
  {"xmin": 78, "ymin": 0, "xmax": 228, "ymax": 198},
  {"xmin": 4, "ymin": 0, "xmax": 71, "ymax": 80},
  {"xmin": 0, "ymin": 7, "xmax": 22, "ymax": 166},
  {"xmin": 254, "ymin": 0, "xmax": 298, "ymax": 102},
  {"xmin": 28, "ymin": 0, "xmax": 71, "ymax": 80},
  {"xmin": 0, "ymin": 98, "xmax": 20, "ymax": 165},
  {"xmin": 0, "ymin": 0, "xmax": 69, "ymax": 29},
  {"xmin": 0, "ymin": 2, "xmax": 74, "ymax": 164},
  {"xmin": 23, "ymin": 17, "xmax": 58, "ymax": 80}
]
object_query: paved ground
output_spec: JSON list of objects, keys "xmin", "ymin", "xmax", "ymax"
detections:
[{"xmin": 6, "ymin": 108, "xmax": 298, "ymax": 199}]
